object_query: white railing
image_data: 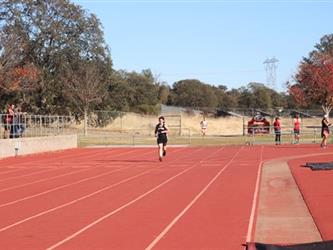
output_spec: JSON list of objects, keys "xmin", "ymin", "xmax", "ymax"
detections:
[{"xmin": 0, "ymin": 113, "xmax": 76, "ymax": 139}]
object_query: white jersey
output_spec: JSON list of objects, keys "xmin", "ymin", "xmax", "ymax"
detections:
[{"xmin": 200, "ymin": 120, "xmax": 208, "ymax": 129}]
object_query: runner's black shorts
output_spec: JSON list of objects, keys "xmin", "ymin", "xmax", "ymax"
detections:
[{"xmin": 157, "ymin": 137, "xmax": 167, "ymax": 146}]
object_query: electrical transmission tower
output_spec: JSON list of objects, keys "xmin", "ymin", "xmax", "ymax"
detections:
[{"xmin": 263, "ymin": 57, "xmax": 279, "ymax": 89}]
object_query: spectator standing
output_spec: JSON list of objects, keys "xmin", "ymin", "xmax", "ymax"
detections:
[
  {"xmin": 273, "ymin": 117, "xmax": 281, "ymax": 145},
  {"xmin": 4, "ymin": 104, "xmax": 15, "ymax": 138},
  {"xmin": 293, "ymin": 114, "xmax": 301, "ymax": 144}
]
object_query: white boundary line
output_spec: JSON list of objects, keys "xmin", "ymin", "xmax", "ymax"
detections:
[
  {"xmin": 243, "ymin": 148, "xmax": 333, "ymax": 246},
  {"xmin": 0, "ymin": 148, "xmax": 151, "ymax": 193},
  {"xmin": 0, "ymin": 147, "xmax": 166, "ymax": 206},
  {"xmin": 0, "ymin": 167, "xmax": 133, "ymax": 208},
  {"xmin": 45, "ymin": 166, "xmax": 196, "ymax": 249},
  {"xmin": 0, "ymin": 148, "xmax": 134, "ymax": 182},
  {"xmin": 0, "ymin": 169, "xmax": 152, "ymax": 233},
  {"xmin": 245, "ymin": 145, "xmax": 264, "ymax": 245},
  {"xmin": 45, "ymin": 147, "xmax": 225, "ymax": 250},
  {"xmin": 0, "ymin": 168, "xmax": 34, "ymax": 175},
  {"xmin": 0, "ymin": 147, "xmax": 186, "ymax": 206},
  {"xmin": 0, "ymin": 167, "xmax": 69, "ymax": 183},
  {"xmin": 145, "ymin": 146, "xmax": 243, "ymax": 250},
  {"xmin": 0, "ymin": 168, "xmax": 91, "ymax": 193}
]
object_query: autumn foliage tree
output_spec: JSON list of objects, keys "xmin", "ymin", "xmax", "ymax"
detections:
[
  {"xmin": 289, "ymin": 34, "xmax": 333, "ymax": 115},
  {"xmin": 0, "ymin": 0, "xmax": 112, "ymax": 114}
]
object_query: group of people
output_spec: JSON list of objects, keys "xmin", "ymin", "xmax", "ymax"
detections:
[
  {"xmin": 272, "ymin": 114, "xmax": 301, "ymax": 145},
  {"xmin": 273, "ymin": 114, "xmax": 331, "ymax": 148},
  {"xmin": 156, "ymin": 114, "xmax": 332, "ymax": 161}
]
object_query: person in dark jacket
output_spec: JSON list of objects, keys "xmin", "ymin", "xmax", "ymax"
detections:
[
  {"xmin": 321, "ymin": 114, "xmax": 331, "ymax": 148},
  {"xmin": 155, "ymin": 116, "xmax": 168, "ymax": 161}
]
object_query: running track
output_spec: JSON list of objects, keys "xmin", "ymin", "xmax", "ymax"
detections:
[{"xmin": 0, "ymin": 145, "xmax": 332, "ymax": 250}]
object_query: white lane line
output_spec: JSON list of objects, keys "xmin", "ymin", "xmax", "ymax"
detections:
[
  {"xmin": 1, "ymin": 147, "xmax": 137, "ymax": 171},
  {"xmin": 45, "ymin": 167, "xmax": 195, "ymax": 250},
  {"xmin": 0, "ymin": 168, "xmax": 33, "ymax": 175},
  {"xmin": 145, "ymin": 147, "xmax": 243, "ymax": 250},
  {"xmin": 0, "ymin": 147, "xmax": 179, "ymax": 207},
  {"xmin": 0, "ymin": 168, "xmax": 91, "ymax": 193},
  {"xmin": 244, "ymin": 149, "xmax": 333, "ymax": 246},
  {"xmin": 245, "ymin": 146, "xmax": 264, "ymax": 244},
  {"xmin": 0, "ymin": 169, "xmax": 152, "ymax": 233},
  {"xmin": 0, "ymin": 148, "xmax": 153, "ymax": 193},
  {"xmin": 0, "ymin": 148, "xmax": 134, "ymax": 182},
  {"xmin": 45, "ymin": 147, "xmax": 225, "ymax": 250},
  {"xmin": 0, "ymin": 167, "xmax": 132, "ymax": 208},
  {"xmin": 0, "ymin": 167, "xmax": 69, "ymax": 183},
  {"xmin": 0, "ymin": 147, "xmax": 160, "ymax": 206}
]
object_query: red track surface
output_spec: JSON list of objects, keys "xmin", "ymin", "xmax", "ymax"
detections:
[
  {"xmin": 0, "ymin": 145, "xmax": 332, "ymax": 250},
  {"xmin": 290, "ymin": 153, "xmax": 333, "ymax": 241}
]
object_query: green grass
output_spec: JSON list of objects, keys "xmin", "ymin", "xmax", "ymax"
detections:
[{"xmin": 78, "ymin": 132, "xmax": 325, "ymax": 147}]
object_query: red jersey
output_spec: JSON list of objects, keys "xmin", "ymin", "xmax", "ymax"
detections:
[
  {"xmin": 273, "ymin": 120, "xmax": 281, "ymax": 131},
  {"xmin": 294, "ymin": 118, "xmax": 301, "ymax": 130}
]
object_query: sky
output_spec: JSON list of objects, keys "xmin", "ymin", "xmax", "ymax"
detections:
[{"xmin": 72, "ymin": 0, "xmax": 333, "ymax": 91}]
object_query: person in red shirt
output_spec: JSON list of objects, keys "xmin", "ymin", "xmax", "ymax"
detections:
[
  {"xmin": 293, "ymin": 114, "xmax": 301, "ymax": 144},
  {"xmin": 273, "ymin": 117, "xmax": 281, "ymax": 145},
  {"xmin": 3, "ymin": 104, "xmax": 15, "ymax": 138}
]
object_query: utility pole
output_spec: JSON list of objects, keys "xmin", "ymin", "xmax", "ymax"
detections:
[{"xmin": 263, "ymin": 57, "xmax": 279, "ymax": 90}]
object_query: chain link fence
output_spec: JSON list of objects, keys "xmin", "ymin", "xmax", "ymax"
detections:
[
  {"xmin": 0, "ymin": 113, "xmax": 76, "ymax": 139},
  {"xmin": 78, "ymin": 108, "xmax": 328, "ymax": 146}
]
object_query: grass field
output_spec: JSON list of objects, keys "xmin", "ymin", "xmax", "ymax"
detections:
[
  {"xmin": 78, "ymin": 132, "xmax": 325, "ymax": 147},
  {"xmin": 77, "ymin": 112, "xmax": 326, "ymax": 147}
]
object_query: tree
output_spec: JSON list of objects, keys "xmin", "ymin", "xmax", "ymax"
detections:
[
  {"xmin": 62, "ymin": 60, "xmax": 110, "ymax": 135},
  {"xmin": 307, "ymin": 34, "xmax": 333, "ymax": 62},
  {"xmin": 0, "ymin": 0, "xmax": 112, "ymax": 114},
  {"xmin": 237, "ymin": 83, "xmax": 273, "ymax": 109},
  {"xmin": 289, "ymin": 55, "xmax": 333, "ymax": 114},
  {"xmin": 170, "ymin": 79, "xmax": 218, "ymax": 108},
  {"xmin": 104, "ymin": 69, "xmax": 161, "ymax": 114},
  {"xmin": 289, "ymin": 34, "xmax": 333, "ymax": 114},
  {"xmin": 158, "ymin": 83, "xmax": 170, "ymax": 104}
]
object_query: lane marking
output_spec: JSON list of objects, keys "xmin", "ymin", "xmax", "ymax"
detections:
[
  {"xmin": 0, "ymin": 169, "xmax": 153, "ymax": 233},
  {"xmin": 0, "ymin": 167, "xmax": 132, "ymax": 208},
  {"xmin": 244, "ymin": 148, "xmax": 333, "ymax": 246},
  {"xmin": 0, "ymin": 148, "xmax": 152, "ymax": 193},
  {"xmin": 145, "ymin": 147, "xmax": 243, "ymax": 250},
  {"xmin": 0, "ymin": 168, "xmax": 69, "ymax": 183},
  {"xmin": 245, "ymin": 146, "xmax": 264, "ymax": 245},
  {"xmin": 0, "ymin": 168, "xmax": 91, "ymax": 193},
  {"xmin": 45, "ymin": 168, "xmax": 195, "ymax": 250},
  {"xmin": 0, "ymin": 168, "xmax": 35, "ymax": 176},
  {"xmin": 45, "ymin": 147, "xmax": 224, "ymax": 250}
]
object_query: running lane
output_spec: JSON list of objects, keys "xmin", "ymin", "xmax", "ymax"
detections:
[
  {"xmin": 44, "ymin": 147, "xmax": 248, "ymax": 250},
  {"xmin": 0, "ymin": 147, "xmax": 200, "ymax": 249},
  {"xmin": 145, "ymin": 146, "xmax": 262, "ymax": 250}
]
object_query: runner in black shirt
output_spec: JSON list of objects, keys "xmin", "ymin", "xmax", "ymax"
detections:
[
  {"xmin": 155, "ymin": 116, "xmax": 168, "ymax": 161},
  {"xmin": 321, "ymin": 114, "xmax": 331, "ymax": 148}
]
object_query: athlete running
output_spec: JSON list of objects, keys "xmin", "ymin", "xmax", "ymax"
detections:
[{"xmin": 155, "ymin": 116, "xmax": 168, "ymax": 161}]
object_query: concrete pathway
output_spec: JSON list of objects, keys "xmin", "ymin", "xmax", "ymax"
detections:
[{"xmin": 254, "ymin": 159, "xmax": 322, "ymax": 244}]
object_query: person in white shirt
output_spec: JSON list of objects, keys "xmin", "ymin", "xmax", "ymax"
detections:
[{"xmin": 200, "ymin": 117, "xmax": 208, "ymax": 137}]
